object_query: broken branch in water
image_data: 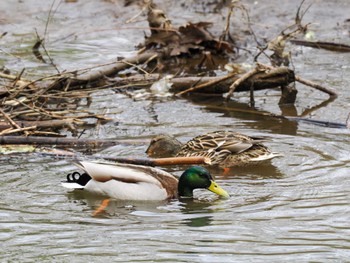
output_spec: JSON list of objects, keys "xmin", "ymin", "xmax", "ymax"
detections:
[
  {"xmin": 50, "ymin": 51, "xmax": 158, "ymax": 90},
  {"xmin": 0, "ymin": 138, "xmax": 210, "ymax": 167},
  {"xmin": 175, "ymin": 72, "xmax": 237, "ymax": 96},
  {"xmin": 0, "ymin": 108, "xmax": 31, "ymax": 136},
  {"xmin": 0, "ymin": 126, "xmax": 37, "ymax": 136},
  {"xmin": 0, "ymin": 135, "xmax": 147, "ymax": 147},
  {"xmin": 258, "ymin": 63, "xmax": 338, "ymax": 97},
  {"xmin": 110, "ymin": 67, "xmax": 295, "ymax": 95},
  {"xmin": 224, "ymin": 65, "xmax": 263, "ymax": 100},
  {"xmin": 294, "ymin": 75, "xmax": 337, "ymax": 97},
  {"xmin": 290, "ymin": 39, "xmax": 350, "ymax": 53},
  {"xmin": 0, "ymin": 119, "xmax": 80, "ymax": 132},
  {"xmin": 100, "ymin": 156, "xmax": 211, "ymax": 166}
]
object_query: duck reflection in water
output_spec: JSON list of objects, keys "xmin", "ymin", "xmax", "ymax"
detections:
[{"xmin": 178, "ymin": 198, "xmax": 226, "ymax": 227}]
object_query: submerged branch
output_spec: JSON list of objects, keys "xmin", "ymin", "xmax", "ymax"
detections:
[
  {"xmin": 0, "ymin": 136, "xmax": 147, "ymax": 147},
  {"xmin": 100, "ymin": 156, "xmax": 211, "ymax": 166},
  {"xmin": 290, "ymin": 39, "xmax": 350, "ymax": 53}
]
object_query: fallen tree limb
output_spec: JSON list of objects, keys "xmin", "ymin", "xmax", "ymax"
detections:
[
  {"xmin": 0, "ymin": 136, "xmax": 147, "ymax": 147},
  {"xmin": 171, "ymin": 67, "xmax": 295, "ymax": 94},
  {"xmin": 294, "ymin": 75, "xmax": 338, "ymax": 97},
  {"xmin": 290, "ymin": 39, "xmax": 350, "ymax": 53},
  {"xmin": 0, "ymin": 119, "xmax": 80, "ymax": 132},
  {"xmin": 175, "ymin": 72, "xmax": 237, "ymax": 96},
  {"xmin": 98, "ymin": 156, "xmax": 211, "ymax": 166},
  {"xmin": 225, "ymin": 66, "xmax": 262, "ymax": 100},
  {"xmin": 0, "ymin": 143, "xmax": 210, "ymax": 166},
  {"xmin": 109, "ymin": 67, "xmax": 295, "ymax": 95},
  {"xmin": 50, "ymin": 51, "xmax": 158, "ymax": 90},
  {"xmin": 257, "ymin": 63, "xmax": 338, "ymax": 97}
]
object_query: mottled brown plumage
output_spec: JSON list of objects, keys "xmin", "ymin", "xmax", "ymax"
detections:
[{"xmin": 147, "ymin": 131, "xmax": 281, "ymax": 167}]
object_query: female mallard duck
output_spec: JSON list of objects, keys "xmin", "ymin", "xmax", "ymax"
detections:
[
  {"xmin": 62, "ymin": 161, "xmax": 229, "ymax": 200},
  {"xmin": 146, "ymin": 131, "xmax": 280, "ymax": 167}
]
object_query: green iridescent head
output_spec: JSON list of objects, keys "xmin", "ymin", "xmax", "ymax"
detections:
[{"xmin": 178, "ymin": 166, "xmax": 229, "ymax": 198}]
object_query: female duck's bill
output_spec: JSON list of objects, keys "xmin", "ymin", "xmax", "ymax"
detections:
[{"xmin": 62, "ymin": 161, "xmax": 230, "ymax": 201}]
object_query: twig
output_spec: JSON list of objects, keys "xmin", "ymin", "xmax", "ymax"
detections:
[
  {"xmin": 176, "ymin": 72, "xmax": 236, "ymax": 96},
  {"xmin": 30, "ymin": 131, "xmax": 64, "ymax": 137},
  {"xmin": 258, "ymin": 63, "xmax": 338, "ymax": 97},
  {"xmin": 294, "ymin": 0, "xmax": 312, "ymax": 28},
  {"xmin": 34, "ymin": 28, "xmax": 60, "ymax": 73},
  {"xmin": 0, "ymin": 109, "xmax": 19, "ymax": 128},
  {"xmin": 219, "ymin": 0, "xmax": 236, "ymax": 43},
  {"xmin": 0, "ymin": 72, "xmax": 25, "ymax": 81},
  {"xmin": 44, "ymin": 0, "xmax": 58, "ymax": 39},
  {"xmin": 121, "ymin": 60, "xmax": 150, "ymax": 75},
  {"xmin": 94, "ymin": 156, "xmax": 211, "ymax": 166},
  {"xmin": 50, "ymin": 51, "xmax": 158, "ymax": 89},
  {"xmin": 0, "ymin": 108, "xmax": 30, "ymax": 136},
  {"xmin": 294, "ymin": 76, "xmax": 337, "ymax": 97},
  {"xmin": 225, "ymin": 65, "xmax": 263, "ymax": 100},
  {"xmin": 32, "ymin": 34, "xmax": 46, "ymax": 63},
  {"xmin": 109, "ymin": 71, "xmax": 293, "ymax": 94},
  {"xmin": 0, "ymin": 126, "xmax": 36, "ymax": 136},
  {"xmin": 290, "ymin": 39, "xmax": 350, "ymax": 53},
  {"xmin": 125, "ymin": 4, "xmax": 148, "ymax": 24},
  {"xmin": 242, "ymin": 2, "xmax": 261, "ymax": 46},
  {"xmin": 254, "ymin": 0, "xmax": 310, "ymax": 65}
]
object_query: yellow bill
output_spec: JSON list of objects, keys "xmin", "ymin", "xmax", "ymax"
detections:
[{"xmin": 208, "ymin": 180, "xmax": 230, "ymax": 199}]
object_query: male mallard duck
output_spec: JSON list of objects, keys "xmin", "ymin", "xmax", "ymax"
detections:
[
  {"xmin": 146, "ymin": 131, "xmax": 280, "ymax": 167},
  {"xmin": 62, "ymin": 161, "xmax": 229, "ymax": 200}
]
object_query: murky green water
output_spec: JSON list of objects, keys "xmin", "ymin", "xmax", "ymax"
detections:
[{"xmin": 1, "ymin": 0, "xmax": 350, "ymax": 262}]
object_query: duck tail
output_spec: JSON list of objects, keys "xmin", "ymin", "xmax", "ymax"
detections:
[{"xmin": 61, "ymin": 171, "xmax": 91, "ymax": 189}]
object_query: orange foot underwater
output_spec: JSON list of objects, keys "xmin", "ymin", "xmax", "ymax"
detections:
[
  {"xmin": 92, "ymin": 199, "xmax": 110, "ymax": 217},
  {"xmin": 223, "ymin": 167, "xmax": 231, "ymax": 175}
]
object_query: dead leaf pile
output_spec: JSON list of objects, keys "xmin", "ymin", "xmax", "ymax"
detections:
[{"xmin": 142, "ymin": 4, "xmax": 234, "ymax": 58}]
